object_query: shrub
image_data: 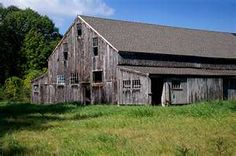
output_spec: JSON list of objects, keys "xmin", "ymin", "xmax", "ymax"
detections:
[
  {"xmin": 4, "ymin": 77, "xmax": 24, "ymax": 101},
  {"xmin": 23, "ymin": 69, "xmax": 44, "ymax": 101}
]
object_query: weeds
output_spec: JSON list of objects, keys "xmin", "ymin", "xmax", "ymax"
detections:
[
  {"xmin": 129, "ymin": 107, "xmax": 154, "ymax": 117},
  {"xmin": 73, "ymin": 112, "xmax": 104, "ymax": 120},
  {"xmin": 210, "ymin": 137, "xmax": 232, "ymax": 156},
  {"xmin": 0, "ymin": 101, "xmax": 235, "ymax": 155}
]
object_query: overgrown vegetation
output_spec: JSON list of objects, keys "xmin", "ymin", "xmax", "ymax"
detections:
[
  {"xmin": 0, "ymin": 101, "xmax": 235, "ymax": 155},
  {"xmin": 0, "ymin": 4, "xmax": 62, "ymax": 102}
]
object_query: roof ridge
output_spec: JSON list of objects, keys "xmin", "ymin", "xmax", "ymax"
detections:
[{"xmin": 79, "ymin": 15, "xmax": 236, "ymax": 59}]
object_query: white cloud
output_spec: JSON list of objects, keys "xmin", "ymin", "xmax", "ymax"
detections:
[
  {"xmin": 1, "ymin": 0, "xmax": 114, "ymax": 17},
  {"xmin": 1, "ymin": 0, "xmax": 115, "ymax": 33}
]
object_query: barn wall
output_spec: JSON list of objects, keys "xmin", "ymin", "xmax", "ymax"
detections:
[
  {"xmin": 169, "ymin": 78, "xmax": 188, "ymax": 104},
  {"xmin": 187, "ymin": 78, "xmax": 223, "ymax": 103},
  {"xmin": 33, "ymin": 17, "xmax": 118, "ymax": 104},
  {"xmin": 153, "ymin": 77, "xmax": 225, "ymax": 105},
  {"xmin": 223, "ymin": 78, "xmax": 236, "ymax": 100},
  {"xmin": 31, "ymin": 74, "xmax": 49, "ymax": 104},
  {"xmin": 156, "ymin": 78, "xmax": 188, "ymax": 105},
  {"xmin": 32, "ymin": 16, "xmax": 236, "ymax": 105},
  {"xmin": 117, "ymin": 68, "xmax": 150, "ymax": 105}
]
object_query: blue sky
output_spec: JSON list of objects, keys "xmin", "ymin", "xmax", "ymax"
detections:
[{"xmin": 2, "ymin": 0, "xmax": 236, "ymax": 34}]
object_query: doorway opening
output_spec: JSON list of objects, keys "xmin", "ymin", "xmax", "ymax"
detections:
[
  {"xmin": 151, "ymin": 78, "xmax": 163, "ymax": 105},
  {"xmin": 82, "ymin": 84, "xmax": 91, "ymax": 104},
  {"xmin": 223, "ymin": 79, "xmax": 229, "ymax": 100}
]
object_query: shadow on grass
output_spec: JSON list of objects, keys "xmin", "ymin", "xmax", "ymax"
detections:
[
  {"xmin": 0, "ymin": 139, "xmax": 30, "ymax": 156},
  {"xmin": 0, "ymin": 102, "xmax": 81, "ymax": 155}
]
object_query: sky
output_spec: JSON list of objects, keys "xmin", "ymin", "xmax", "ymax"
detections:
[{"xmin": 1, "ymin": 0, "xmax": 236, "ymax": 34}]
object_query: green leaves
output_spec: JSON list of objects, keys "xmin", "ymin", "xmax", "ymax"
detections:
[
  {"xmin": 4, "ymin": 77, "xmax": 24, "ymax": 101},
  {"xmin": 0, "ymin": 4, "xmax": 61, "ymax": 85},
  {"xmin": 0, "ymin": 4, "xmax": 62, "ymax": 101}
]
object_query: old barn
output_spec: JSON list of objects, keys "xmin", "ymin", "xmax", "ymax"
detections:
[{"xmin": 32, "ymin": 15, "xmax": 236, "ymax": 105}]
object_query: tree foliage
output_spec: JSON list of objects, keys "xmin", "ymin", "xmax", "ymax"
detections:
[
  {"xmin": 0, "ymin": 3, "xmax": 62, "ymax": 101},
  {"xmin": 0, "ymin": 4, "xmax": 61, "ymax": 84},
  {"xmin": 4, "ymin": 77, "xmax": 24, "ymax": 101},
  {"xmin": 23, "ymin": 69, "xmax": 46, "ymax": 101}
]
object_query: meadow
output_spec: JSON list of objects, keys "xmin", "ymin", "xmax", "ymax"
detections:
[{"xmin": 0, "ymin": 101, "xmax": 235, "ymax": 156}]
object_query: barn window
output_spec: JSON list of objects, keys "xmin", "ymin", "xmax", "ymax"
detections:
[
  {"xmin": 172, "ymin": 80, "xmax": 181, "ymax": 89},
  {"xmin": 33, "ymin": 85, "xmax": 39, "ymax": 92},
  {"xmin": 77, "ymin": 23, "xmax": 82, "ymax": 36},
  {"xmin": 63, "ymin": 43, "xmax": 68, "ymax": 60},
  {"xmin": 64, "ymin": 52, "xmax": 68, "ymax": 60},
  {"xmin": 93, "ymin": 71, "xmax": 102, "ymax": 83},
  {"xmin": 123, "ymin": 80, "xmax": 131, "ymax": 89},
  {"xmin": 93, "ymin": 37, "xmax": 98, "ymax": 56},
  {"xmin": 57, "ymin": 75, "xmax": 65, "ymax": 85},
  {"xmin": 132, "ymin": 80, "xmax": 141, "ymax": 89},
  {"xmin": 70, "ymin": 73, "xmax": 79, "ymax": 84}
]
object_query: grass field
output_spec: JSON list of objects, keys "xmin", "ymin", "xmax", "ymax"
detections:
[{"xmin": 0, "ymin": 101, "xmax": 235, "ymax": 156}]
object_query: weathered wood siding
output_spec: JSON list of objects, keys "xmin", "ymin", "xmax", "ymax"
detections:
[
  {"xmin": 32, "ymin": 16, "xmax": 236, "ymax": 105},
  {"xmin": 223, "ymin": 78, "xmax": 236, "ymax": 100},
  {"xmin": 31, "ymin": 73, "xmax": 49, "ymax": 104},
  {"xmin": 117, "ymin": 68, "xmax": 150, "ymax": 105},
  {"xmin": 168, "ymin": 78, "xmax": 188, "ymax": 104},
  {"xmin": 187, "ymin": 78, "xmax": 223, "ymax": 103},
  {"xmin": 119, "ymin": 52, "xmax": 236, "ymax": 70},
  {"xmin": 32, "ymin": 17, "xmax": 118, "ymax": 104},
  {"xmin": 150, "ymin": 77, "xmax": 225, "ymax": 105}
]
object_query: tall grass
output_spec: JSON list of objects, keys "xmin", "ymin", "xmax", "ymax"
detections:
[{"xmin": 0, "ymin": 101, "xmax": 235, "ymax": 155}]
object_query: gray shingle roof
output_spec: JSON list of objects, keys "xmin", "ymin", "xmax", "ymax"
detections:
[
  {"xmin": 118, "ymin": 66, "xmax": 236, "ymax": 76},
  {"xmin": 80, "ymin": 15, "xmax": 236, "ymax": 59}
]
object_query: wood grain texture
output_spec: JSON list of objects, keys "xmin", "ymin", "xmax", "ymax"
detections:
[{"xmin": 32, "ymin": 16, "xmax": 236, "ymax": 105}]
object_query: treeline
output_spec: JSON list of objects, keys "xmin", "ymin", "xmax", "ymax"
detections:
[{"xmin": 0, "ymin": 4, "xmax": 62, "ymax": 101}]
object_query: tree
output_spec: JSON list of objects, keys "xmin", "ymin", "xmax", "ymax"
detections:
[
  {"xmin": 4, "ymin": 77, "xmax": 24, "ymax": 101},
  {"xmin": 21, "ymin": 29, "xmax": 60, "ymax": 71},
  {"xmin": 0, "ymin": 5, "xmax": 62, "ymax": 85}
]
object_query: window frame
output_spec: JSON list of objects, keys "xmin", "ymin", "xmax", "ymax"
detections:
[
  {"xmin": 57, "ymin": 75, "xmax": 65, "ymax": 85},
  {"xmin": 63, "ymin": 43, "xmax": 68, "ymax": 60},
  {"xmin": 33, "ymin": 84, "xmax": 39, "ymax": 92},
  {"xmin": 93, "ymin": 71, "xmax": 103, "ymax": 83},
  {"xmin": 92, "ymin": 37, "xmax": 98, "ymax": 56},
  {"xmin": 77, "ymin": 23, "xmax": 82, "ymax": 36},
  {"xmin": 172, "ymin": 80, "xmax": 182, "ymax": 90},
  {"xmin": 122, "ymin": 79, "xmax": 141, "ymax": 90},
  {"xmin": 123, "ymin": 80, "xmax": 131, "ymax": 89},
  {"xmin": 70, "ymin": 72, "xmax": 79, "ymax": 84},
  {"xmin": 132, "ymin": 80, "xmax": 141, "ymax": 89}
]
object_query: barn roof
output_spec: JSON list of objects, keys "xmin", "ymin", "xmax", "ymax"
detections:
[
  {"xmin": 119, "ymin": 66, "xmax": 236, "ymax": 76},
  {"xmin": 80, "ymin": 15, "xmax": 236, "ymax": 59}
]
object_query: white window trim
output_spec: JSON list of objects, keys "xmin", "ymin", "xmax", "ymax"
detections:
[{"xmin": 57, "ymin": 75, "xmax": 65, "ymax": 85}]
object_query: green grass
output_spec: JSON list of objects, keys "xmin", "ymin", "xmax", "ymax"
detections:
[{"xmin": 0, "ymin": 101, "xmax": 235, "ymax": 156}]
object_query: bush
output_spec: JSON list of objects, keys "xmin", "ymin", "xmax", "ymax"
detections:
[
  {"xmin": 0, "ymin": 70, "xmax": 44, "ymax": 102},
  {"xmin": 4, "ymin": 77, "xmax": 24, "ymax": 101},
  {"xmin": 23, "ymin": 69, "xmax": 44, "ymax": 101}
]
